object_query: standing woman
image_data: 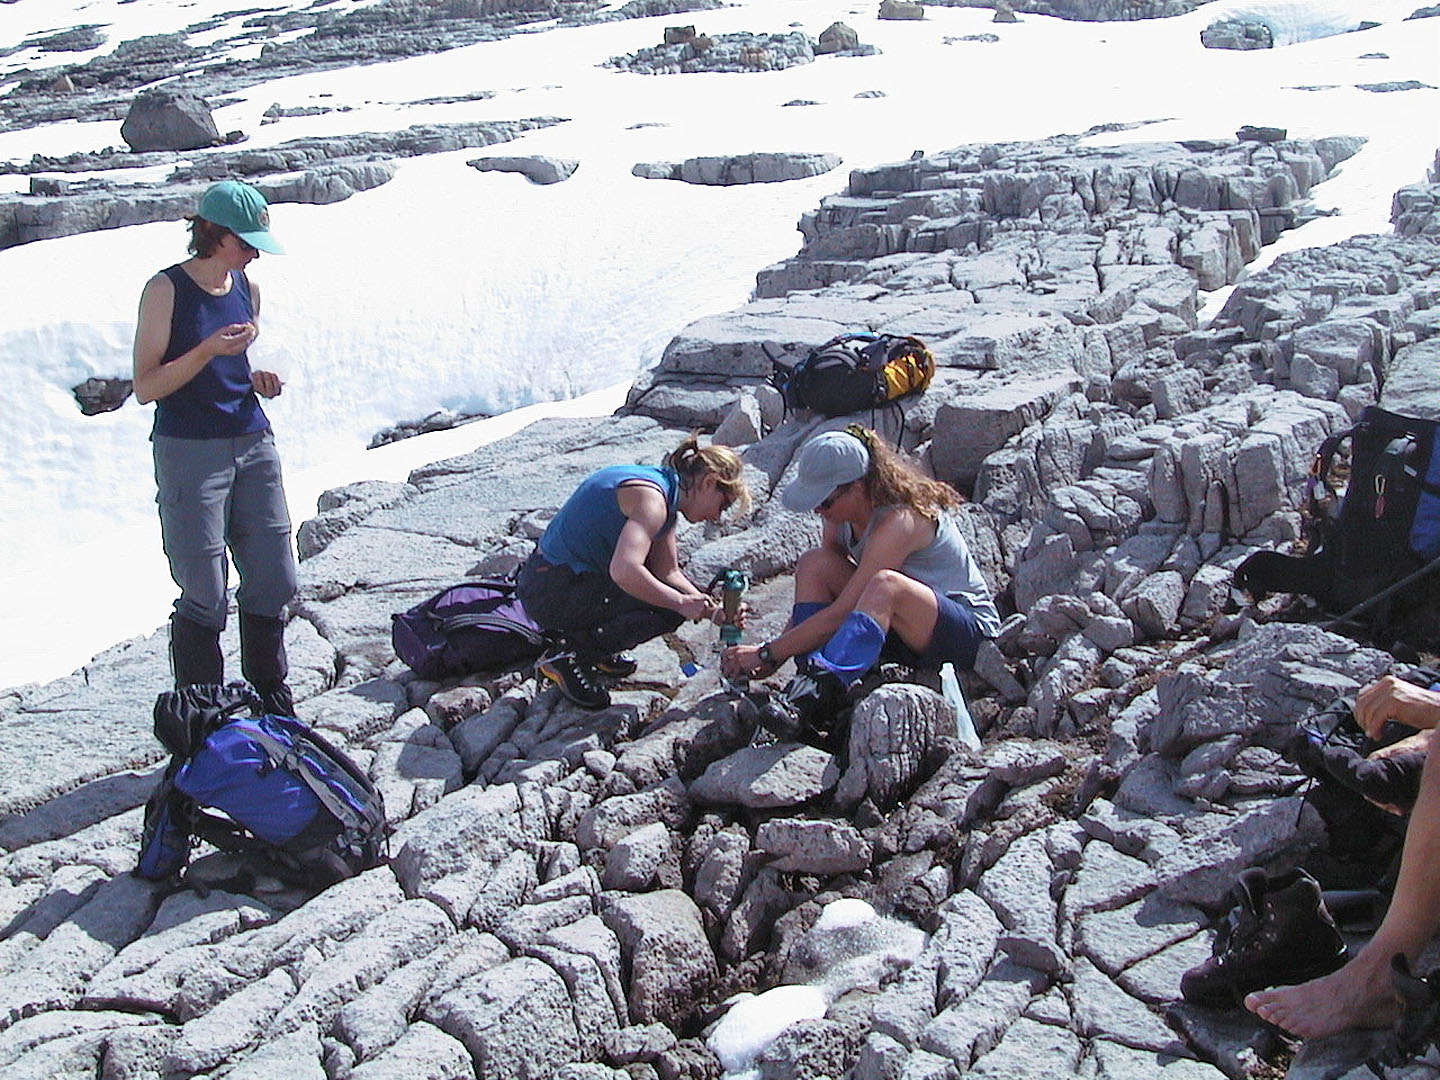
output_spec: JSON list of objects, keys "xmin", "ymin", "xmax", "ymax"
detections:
[
  {"xmin": 132, "ymin": 180, "xmax": 298, "ymax": 715},
  {"xmin": 723, "ymin": 424, "xmax": 1001, "ymax": 737},
  {"xmin": 519, "ymin": 435, "xmax": 750, "ymax": 710}
]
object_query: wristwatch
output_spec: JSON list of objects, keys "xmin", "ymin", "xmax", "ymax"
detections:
[{"xmin": 757, "ymin": 642, "xmax": 777, "ymax": 668}]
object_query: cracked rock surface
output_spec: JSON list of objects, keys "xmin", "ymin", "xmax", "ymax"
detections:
[{"xmin": 4, "ymin": 54, "xmax": 1440, "ymax": 1080}]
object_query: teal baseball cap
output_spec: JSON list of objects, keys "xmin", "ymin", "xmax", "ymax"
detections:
[{"xmin": 197, "ymin": 180, "xmax": 284, "ymax": 254}]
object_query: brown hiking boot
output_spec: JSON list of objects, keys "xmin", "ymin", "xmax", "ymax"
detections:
[{"xmin": 1181, "ymin": 867, "xmax": 1349, "ymax": 1008}]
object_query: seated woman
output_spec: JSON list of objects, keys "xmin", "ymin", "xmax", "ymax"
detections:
[
  {"xmin": 722, "ymin": 424, "xmax": 1001, "ymax": 737},
  {"xmin": 1246, "ymin": 676, "xmax": 1440, "ymax": 1039},
  {"xmin": 519, "ymin": 435, "xmax": 749, "ymax": 710}
]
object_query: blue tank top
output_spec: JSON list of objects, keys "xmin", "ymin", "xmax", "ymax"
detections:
[
  {"xmin": 538, "ymin": 465, "xmax": 679, "ymax": 575},
  {"xmin": 152, "ymin": 265, "xmax": 269, "ymax": 439}
]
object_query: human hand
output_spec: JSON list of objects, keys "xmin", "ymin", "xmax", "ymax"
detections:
[
  {"xmin": 1354, "ymin": 675, "xmax": 1440, "ymax": 739},
  {"xmin": 712, "ymin": 600, "xmax": 751, "ymax": 628},
  {"xmin": 1368, "ymin": 728, "xmax": 1433, "ymax": 760},
  {"xmin": 205, "ymin": 322, "xmax": 256, "ymax": 357},
  {"xmin": 677, "ymin": 594, "xmax": 719, "ymax": 622},
  {"xmin": 722, "ymin": 644, "xmax": 774, "ymax": 679},
  {"xmin": 251, "ymin": 369, "xmax": 284, "ymax": 398}
]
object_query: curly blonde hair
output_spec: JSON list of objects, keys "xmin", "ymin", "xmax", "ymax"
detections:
[
  {"xmin": 845, "ymin": 423, "xmax": 959, "ymax": 519},
  {"xmin": 666, "ymin": 434, "xmax": 751, "ymax": 516}
]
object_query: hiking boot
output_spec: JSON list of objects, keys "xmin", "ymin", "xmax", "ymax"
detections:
[
  {"xmin": 592, "ymin": 653, "xmax": 639, "ymax": 680},
  {"xmin": 1180, "ymin": 867, "xmax": 1349, "ymax": 1008},
  {"xmin": 537, "ymin": 650, "xmax": 611, "ymax": 710},
  {"xmin": 755, "ymin": 667, "xmax": 846, "ymax": 743}
]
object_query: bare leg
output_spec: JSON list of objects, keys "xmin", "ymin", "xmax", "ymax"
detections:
[
  {"xmin": 854, "ymin": 569, "xmax": 940, "ymax": 653},
  {"xmin": 793, "ymin": 546, "xmax": 854, "ymax": 606},
  {"xmin": 1245, "ymin": 736, "xmax": 1440, "ymax": 1037}
]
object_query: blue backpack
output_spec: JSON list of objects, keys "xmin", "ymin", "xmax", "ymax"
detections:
[
  {"xmin": 137, "ymin": 684, "xmax": 387, "ymax": 889},
  {"xmin": 391, "ymin": 576, "xmax": 546, "ymax": 680}
]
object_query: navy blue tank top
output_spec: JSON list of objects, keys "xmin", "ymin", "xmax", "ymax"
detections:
[{"xmin": 152, "ymin": 265, "xmax": 269, "ymax": 439}]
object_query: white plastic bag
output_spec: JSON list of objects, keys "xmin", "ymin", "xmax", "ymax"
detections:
[{"xmin": 939, "ymin": 662, "xmax": 981, "ymax": 750}]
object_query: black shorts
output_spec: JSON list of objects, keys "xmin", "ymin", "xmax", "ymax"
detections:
[{"xmin": 516, "ymin": 550, "xmax": 683, "ymax": 658}]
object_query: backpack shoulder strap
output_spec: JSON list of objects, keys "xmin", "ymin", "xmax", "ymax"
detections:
[
  {"xmin": 435, "ymin": 610, "xmax": 545, "ymax": 643},
  {"xmin": 428, "ymin": 578, "xmax": 544, "ymax": 643},
  {"xmin": 1305, "ymin": 420, "xmax": 1364, "ymax": 519},
  {"xmin": 190, "ymin": 807, "xmax": 268, "ymax": 853},
  {"xmin": 241, "ymin": 722, "xmax": 377, "ymax": 835}
]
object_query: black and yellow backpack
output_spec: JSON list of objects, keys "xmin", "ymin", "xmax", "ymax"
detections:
[{"xmin": 776, "ymin": 332, "xmax": 935, "ymax": 419}]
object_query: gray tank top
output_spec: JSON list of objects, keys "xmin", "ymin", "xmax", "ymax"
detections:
[{"xmin": 841, "ymin": 507, "xmax": 1002, "ymax": 637}]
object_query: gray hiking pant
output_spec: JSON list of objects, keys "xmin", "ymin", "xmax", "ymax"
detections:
[{"xmin": 153, "ymin": 431, "xmax": 298, "ymax": 630}]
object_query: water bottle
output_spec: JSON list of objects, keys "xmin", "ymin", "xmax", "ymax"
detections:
[
  {"xmin": 715, "ymin": 569, "xmax": 748, "ymax": 694},
  {"xmin": 940, "ymin": 662, "xmax": 980, "ymax": 750}
]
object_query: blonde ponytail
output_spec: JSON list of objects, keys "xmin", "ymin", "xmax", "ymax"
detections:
[{"xmin": 666, "ymin": 434, "xmax": 751, "ymax": 516}]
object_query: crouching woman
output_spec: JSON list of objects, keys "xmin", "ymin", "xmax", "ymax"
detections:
[
  {"xmin": 722, "ymin": 424, "xmax": 1000, "ymax": 737},
  {"xmin": 519, "ymin": 435, "xmax": 750, "ymax": 710}
]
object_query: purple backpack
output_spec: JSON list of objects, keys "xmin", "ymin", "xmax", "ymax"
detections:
[{"xmin": 391, "ymin": 577, "xmax": 547, "ymax": 680}]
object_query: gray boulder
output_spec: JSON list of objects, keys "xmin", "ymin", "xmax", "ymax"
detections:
[
  {"xmin": 879, "ymin": 0, "xmax": 925, "ymax": 19},
  {"xmin": 1380, "ymin": 338, "xmax": 1440, "ymax": 420},
  {"xmin": 607, "ymin": 30, "xmax": 816, "ymax": 75},
  {"xmin": 665, "ymin": 152, "xmax": 842, "ymax": 186},
  {"xmin": 1200, "ymin": 18, "xmax": 1274, "ymax": 50},
  {"xmin": 755, "ymin": 818, "xmax": 872, "ymax": 874},
  {"xmin": 71, "ymin": 376, "xmax": 132, "ymax": 416},
  {"xmin": 470, "ymin": 155, "xmax": 580, "ymax": 184},
  {"xmin": 120, "ymin": 88, "xmax": 220, "ymax": 151},
  {"xmin": 815, "ymin": 21, "xmax": 861, "ymax": 53},
  {"xmin": 598, "ymin": 890, "xmax": 716, "ymax": 1027},
  {"xmin": 931, "ymin": 373, "xmax": 1084, "ymax": 486},
  {"xmin": 689, "ymin": 744, "xmax": 840, "ymax": 808},
  {"xmin": 835, "ymin": 682, "xmax": 952, "ymax": 810},
  {"xmin": 424, "ymin": 957, "xmax": 581, "ymax": 1079},
  {"xmin": 348, "ymin": 1021, "xmax": 471, "ymax": 1080}
]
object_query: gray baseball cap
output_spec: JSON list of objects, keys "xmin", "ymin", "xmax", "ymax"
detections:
[{"xmin": 781, "ymin": 429, "xmax": 871, "ymax": 512}]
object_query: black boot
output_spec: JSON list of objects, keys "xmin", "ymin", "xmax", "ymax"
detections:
[
  {"xmin": 536, "ymin": 648, "xmax": 611, "ymax": 710},
  {"xmin": 1180, "ymin": 867, "xmax": 1349, "ymax": 1008},
  {"xmin": 756, "ymin": 664, "xmax": 847, "ymax": 745},
  {"xmin": 170, "ymin": 615, "xmax": 223, "ymax": 687},
  {"xmin": 240, "ymin": 611, "xmax": 294, "ymax": 716}
]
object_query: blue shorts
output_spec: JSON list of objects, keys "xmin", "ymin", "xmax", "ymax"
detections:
[{"xmin": 880, "ymin": 587, "xmax": 987, "ymax": 671}]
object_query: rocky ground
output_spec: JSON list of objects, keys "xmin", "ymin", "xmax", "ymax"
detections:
[{"xmin": 2, "ymin": 121, "xmax": 1440, "ymax": 1080}]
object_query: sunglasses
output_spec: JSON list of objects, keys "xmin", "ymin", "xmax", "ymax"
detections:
[
  {"xmin": 817, "ymin": 481, "xmax": 852, "ymax": 512},
  {"xmin": 710, "ymin": 476, "xmax": 735, "ymax": 513}
]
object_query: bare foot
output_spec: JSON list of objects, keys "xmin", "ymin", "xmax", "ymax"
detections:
[{"xmin": 1244, "ymin": 954, "xmax": 1398, "ymax": 1038}]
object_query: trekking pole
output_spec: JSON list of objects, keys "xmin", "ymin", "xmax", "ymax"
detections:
[{"xmin": 1320, "ymin": 549, "xmax": 1440, "ymax": 631}]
